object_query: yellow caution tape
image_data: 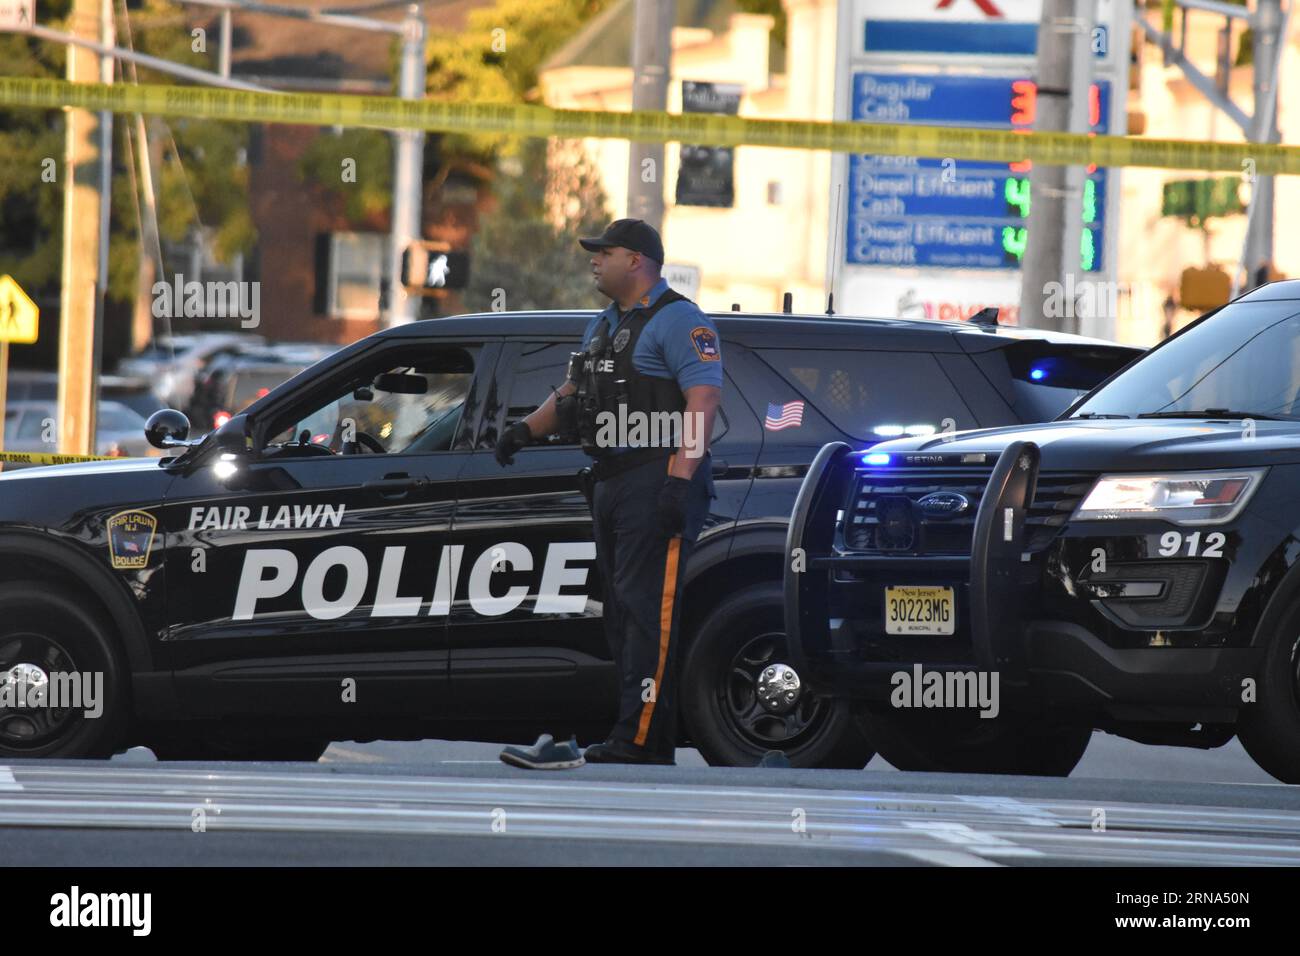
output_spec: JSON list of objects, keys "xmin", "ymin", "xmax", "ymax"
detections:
[
  {"xmin": 1, "ymin": 76, "xmax": 1297, "ymax": 175},
  {"xmin": 0, "ymin": 450, "xmax": 121, "ymax": 466}
]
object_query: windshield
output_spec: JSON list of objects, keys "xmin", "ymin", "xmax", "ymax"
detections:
[{"xmin": 1069, "ymin": 299, "xmax": 1300, "ymax": 419}]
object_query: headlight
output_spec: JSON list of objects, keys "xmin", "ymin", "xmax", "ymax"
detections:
[{"xmin": 1074, "ymin": 468, "xmax": 1267, "ymax": 525}]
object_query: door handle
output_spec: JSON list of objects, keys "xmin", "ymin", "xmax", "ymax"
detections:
[
  {"xmin": 711, "ymin": 459, "xmax": 729, "ymax": 477},
  {"xmin": 363, "ymin": 473, "xmax": 428, "ymax": 497}
]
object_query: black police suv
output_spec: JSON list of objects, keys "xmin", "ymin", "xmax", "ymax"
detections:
[
  {"xmin": 787, "ymin": 281, "xmax": 1300, "ymax": 782},
  {"xmin": 0, "ymin": 308, "xmax": 1137, "ymax": 765}
]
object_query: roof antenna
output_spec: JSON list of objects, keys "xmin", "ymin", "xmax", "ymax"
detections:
[
  {"xmin": 731, "ymin": 303, "xmax": 741, "ymax": 311},
  {"xmin": 969, "ymin": 306, "xmax": 999, "ymax": 329},
  {"xmin": 782, "ymin": 292, "xmax": 792, "ymax": 314},
  {"xmin": 826, "ymin": 182, "xmax": 842, "ymax": 316}
]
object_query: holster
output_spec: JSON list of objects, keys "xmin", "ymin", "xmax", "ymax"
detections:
[{"xmin": 576, "ymin": 465, "xmax": 596, "ymax": 508}]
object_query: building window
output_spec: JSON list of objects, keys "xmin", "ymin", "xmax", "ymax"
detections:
[
  {"xmin": 767, "ymin": 181, "xmax": 783, "ymax": 205},
  {"xmin": 327, "ymin": 231, "xmax": 389, "ymax": 320}
]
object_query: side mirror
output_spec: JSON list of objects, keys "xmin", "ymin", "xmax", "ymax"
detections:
[{"xmin": 145, "ymin": 409, "xmax": 193, "ymax": 449}]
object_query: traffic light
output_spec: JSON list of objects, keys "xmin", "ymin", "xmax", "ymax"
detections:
[{"xmin": 402, "ymin": 241, "xmax": 470, "ymax": 295}]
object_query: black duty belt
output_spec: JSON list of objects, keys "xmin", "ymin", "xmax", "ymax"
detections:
[{"xmin": 589, "ymin": 446, "xmax": 677, "ymax": 482}]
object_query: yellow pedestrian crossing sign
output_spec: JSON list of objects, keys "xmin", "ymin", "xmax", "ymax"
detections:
[{"xmin": 0, "ymin": 275, "xmax": 38, "ymax": 344}]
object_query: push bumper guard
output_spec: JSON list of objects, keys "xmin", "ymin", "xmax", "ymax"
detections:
[{"xmin": 784, "ymin": 441, "xmax": 1041, "ymax": 696}]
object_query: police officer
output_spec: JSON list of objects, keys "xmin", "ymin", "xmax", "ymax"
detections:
[{"xmin": 495, "ymin": 219, "xmax": 721, "ymax": 767}]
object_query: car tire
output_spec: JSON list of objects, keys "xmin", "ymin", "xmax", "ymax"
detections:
[
  {"xmin": 681, "ymin": 581, "xmax": 876, "ymax": 768},
  {"xmin": 858, "ymin": 708, "xmax": 1092, "ymax": 777},
  {"xmin": 1236, "ymin": 600, "xmax": 1300, "ymax": 783},
  {"xmin": 0, "ymin": 582, "xmax": 130, "ymax": 759},
  {"xmin": 150, "ymin": 736, "xmax": 331, "ymax": 762}
]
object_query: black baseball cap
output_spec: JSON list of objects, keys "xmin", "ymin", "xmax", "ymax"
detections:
[{"xmin": 579, "ymin": 218, "xmax": 664, "ymax": 264}]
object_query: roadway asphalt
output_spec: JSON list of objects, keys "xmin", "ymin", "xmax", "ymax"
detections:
[{"xmin": 0, "ymin": 732, "xmax": 1295, "ymax": 866}]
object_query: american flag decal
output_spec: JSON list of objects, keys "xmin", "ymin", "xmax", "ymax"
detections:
[{"xmin": 764, "ymin": 400, "xmax": 804, "ymax": 431}]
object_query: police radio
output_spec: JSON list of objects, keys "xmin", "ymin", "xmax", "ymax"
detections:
[{"xmin": 565, "ymin": 350, "xmax": 584, "ymax": 383}]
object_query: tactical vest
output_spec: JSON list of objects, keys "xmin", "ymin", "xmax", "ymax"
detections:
[{"xmin": 574, "ymin": 289, "xmax": 689, "ymax": 460}]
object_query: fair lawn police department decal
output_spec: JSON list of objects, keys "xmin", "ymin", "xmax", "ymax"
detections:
[
  {"xmin": 107, "ymin": 510, "xmax": 157, "ymax": 570},
  {"xmin": 613, "ymin": 327, "xmax": 631, "ymax": 353}
]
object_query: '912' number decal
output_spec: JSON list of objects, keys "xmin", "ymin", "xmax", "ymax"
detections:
[{"xmin": 1157, "ymin": 531, "xmax": 1226, "ymax": 558}]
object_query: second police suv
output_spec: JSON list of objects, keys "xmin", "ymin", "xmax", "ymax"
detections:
[
  {"xmin": 0, "ymin": 304, "xmax": 1136, "ymax": 764},
  {"xmin": 789, "ymin": 280, "xmax": 1300, "ymax": 783}
]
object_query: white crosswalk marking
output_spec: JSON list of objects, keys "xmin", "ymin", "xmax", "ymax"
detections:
[{"xmin": 1, "ymin": 765, "xmax": 1299, "ymax": 864}]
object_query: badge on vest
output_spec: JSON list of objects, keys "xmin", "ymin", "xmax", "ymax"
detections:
[
  {"xmin": 613, "ymin": 328, "xmax": 632, "ymax": 353},
  {"xmin": 690, "ymin": 326, "xmax": 720, "ymax": 362}
]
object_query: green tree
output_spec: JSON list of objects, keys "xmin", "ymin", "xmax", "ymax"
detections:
[
  {"xmin": 0, "ymin": 0, "xmax": 254, "ymax": 307},
  {"xmin": 461, "ymin": 136, "xmax": 609, "ymax": 313},
  {"xmin": 424, "ymin": 0, "xmax": 610, "ymax": 164},
  {"xmin": 295, "ymin": 0, "xmax": 616, "ymax": 314},
  {"xmin": 297, "ymin": 128, "xmax": 393, "ymax": 223},
  {"xmin": 0, "ymin": 0, "xmax": 72, "ymax": 296},
  {"xmin": 299, "ymin": 0, "xmax": 613, "ymax": 219}
]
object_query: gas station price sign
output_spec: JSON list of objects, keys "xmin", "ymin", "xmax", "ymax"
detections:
[{"xmin": 846, "ymin": 73, "xmax": 1109, "ymax": 272}]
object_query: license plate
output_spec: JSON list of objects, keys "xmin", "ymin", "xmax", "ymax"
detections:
[{"xmin": 884, "ymin": 586, "xmax": 955, "ymax": 635}]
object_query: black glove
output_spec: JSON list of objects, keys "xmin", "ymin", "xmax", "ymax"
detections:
[
  {"xmin": 657, "ymin": 475, "xmax": 692, "ymax": 538},
  {"xmin": 494, "ymin": 421, "xmax": 532, "ymax": 467}
]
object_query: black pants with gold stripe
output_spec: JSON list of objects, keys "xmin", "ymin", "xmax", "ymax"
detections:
[{"xmin": 591, "ymin": 451, "xmax": 713, "ymax": 758}]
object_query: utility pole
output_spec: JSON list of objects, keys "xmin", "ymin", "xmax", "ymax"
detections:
[
  {"xmin": 58, "ymin": 0, "xmax": 112, "ymax": 455},
  {"xmin": 1019, "ymin": 0, "xmax": 1079, "ymax": 333},
  {"xmin": 42, "ymin": 0, "xmax": 422, "ymax": 350},
  {"xmin": 94, "ymin": 0, "xmax": 112, "ymax": 409},
  {"xmin": 387, "ymin": 3, "xmax": 426, "ymax": 326},
  {"xmin": 1243, "ymin": 0, "xmax": 1283, "ymax": 286},
  {"xmin": 1060, "ymin": 0, "xmax": 1097, "ymax": 335},
  {"xmin": 131, "ymin": 117, "xmax": 164, "ymax": 353},
  {"xmin": 626, "ymin": 0, "xmax": 673, "ymax": 228}
]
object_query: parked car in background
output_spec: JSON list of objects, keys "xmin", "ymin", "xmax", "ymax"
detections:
[
  {"xmin": 188, "ymin": 342, "xmax": 336, "ymax": 433},
  {"xmin": 100, "ymin": 375, "xmax": 169, "ymax": 419},
  {"xmin": 7, "ymin": 370, "xmax": 167, "ymax": 422},
  {"xmin": 3, "ymin": 400, "xmax": 161, "ymax": 466},
  {"xmin": 116, "ymin": 332, "xmax": 265, "ymax": 409}
]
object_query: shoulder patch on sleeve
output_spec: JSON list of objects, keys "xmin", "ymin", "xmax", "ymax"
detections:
[{"xmin": 689, "ymin": 325, "xmax": 721, "ymax": 362}]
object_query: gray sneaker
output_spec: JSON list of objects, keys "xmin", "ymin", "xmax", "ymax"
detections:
[{"xmin": 499, "ymin": 734, "xmax": 585, "ymax": 770}]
